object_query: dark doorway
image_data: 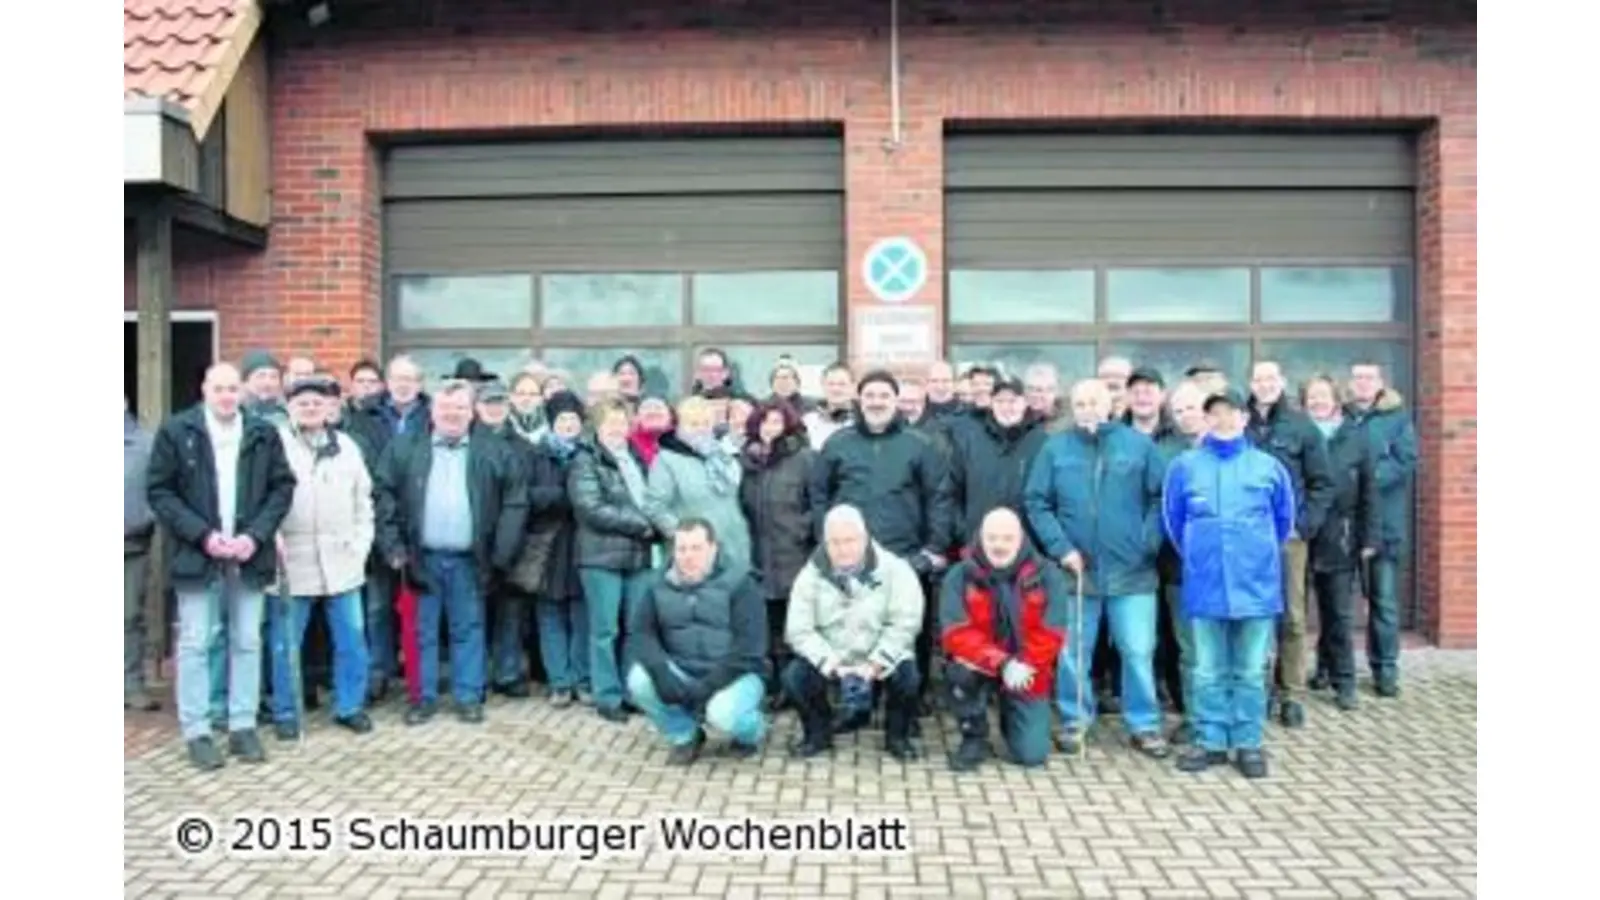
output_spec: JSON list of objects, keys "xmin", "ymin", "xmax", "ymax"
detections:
[{"xmin": 125, "ymin": 317, "xmax": 215, "ymax": 417}]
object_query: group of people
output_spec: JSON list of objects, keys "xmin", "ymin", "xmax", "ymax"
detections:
[{"xmin": 123, "ymin": 345, "xmax": 1416, "ymax": 781}]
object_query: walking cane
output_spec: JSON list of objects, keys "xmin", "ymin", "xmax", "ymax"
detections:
[
  {"xmin": 1073, "ymin": 567, "xmax": 1086, "ymax": 761},
  {"xmin": 276, "ymin": 551, "xmax": 305, "ymax": 748}
]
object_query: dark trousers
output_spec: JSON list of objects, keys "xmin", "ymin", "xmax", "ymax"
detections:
[
  {"xmin": 912, "ymin": 572, "xmax": 939, "ymax": 702},
  {"xmin": 945, "ymin": 662, "xmax": 1052, "ymax": 767},
  {"xmin": 766, "ymin": 596, "xmax": 791, "ymax": 696},
  {"xmin": 1312, "ymin": 568, "xmax": 1357, "ymax": 693},
  {"xmin": 1154, "ymin": 575, "xmax": 1183, "ymax": 712},
  {"xmin": 781, "ymin": 657, "xmax": 921, "ymax": 742}
]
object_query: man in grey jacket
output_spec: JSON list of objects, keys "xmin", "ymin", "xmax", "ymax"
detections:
[
  {"xmin": 125, "ymin": 399, "xmax": 160, "ymax": 711},
  {"xmin": 781, "ymin": 504, "xmax": 925, "ymax": 761}
]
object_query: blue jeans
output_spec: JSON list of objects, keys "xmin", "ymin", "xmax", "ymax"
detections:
[
  {"xmin": 627, "ymin": 662, "xmax": 767, "ymax": 748},
  {"xmin": 1055, "ymin": 592, "xmax": 1161, "ymax": 734},
  {"xmin": 536, "ymin": 597, "xmax": 590, "ymax": 691},
  {"xmin": 365, "ymin": 567, "xmax": 398, "ymax": 681},
  {"xmin": 1365, "ymin": 558, "xmax": 1401, "ymax": 682},
  {"xmin": 490, "ymin": 591, "xmax": 531, "ymax": 687},
  {"xmin": 269, "ymin": 589, "xmax": 370, "ymax": 722},
  {"xmin": 175, "ymin": 571, "xmax": 264, "ymax": 741},
  {"xmin": 579, "ymin": 567, "xmax": 652, "ymax": 712},
  {"xmin": 1191, "ymin": 617, "xmax": 1276, "ymax": 752},
  {"xmin": 417, "ymin": 552, "xmax": 486, "ymax": 707},
  {"xmin": 207, "ymin": 601, "xmax": 230, "ymax": 723}
]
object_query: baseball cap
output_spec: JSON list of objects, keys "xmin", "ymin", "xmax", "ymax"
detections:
[{"xmin": 1203, "ymin": 387, "xmax": 1247, "ymax": 412}]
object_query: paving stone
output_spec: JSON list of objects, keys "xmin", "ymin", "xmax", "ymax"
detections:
[{"xmin": 125, "ymin": 649, "xmax": 1478, "ymax": 899}]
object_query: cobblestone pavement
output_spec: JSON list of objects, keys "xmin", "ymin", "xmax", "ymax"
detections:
[{"xmin": 124, "ymin": 648, "xmax": 1476, "ymax": 899}]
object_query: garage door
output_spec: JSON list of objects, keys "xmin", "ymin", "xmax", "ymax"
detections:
[
  {"xmin": 946, "ymin": 129, "xmax": 1418, "ymax": 624},
  {"xmin": 945, "ymin": 131, "xmax": 1416, "ymax": 391},
  {"xmin": 382, "ymin": 134, "xmax": 845, "ymax": 394}
]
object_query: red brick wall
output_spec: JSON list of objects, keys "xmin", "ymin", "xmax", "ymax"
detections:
[{"xmin": 127, "ymin": 1, "xmax": 1476, "ymax": 646}]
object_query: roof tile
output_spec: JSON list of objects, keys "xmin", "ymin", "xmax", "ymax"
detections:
[{"xmin": 124, "ymin": 0, "xmax": 256, "ymax": 119}]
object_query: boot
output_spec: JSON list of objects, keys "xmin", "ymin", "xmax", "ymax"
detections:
[{"xmin": 948, "ymin": 735, "xmax": 989, "ymax": 772}]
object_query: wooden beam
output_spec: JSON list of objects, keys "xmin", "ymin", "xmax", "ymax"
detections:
[
  {"xmin": 172, "ymin": 194, "xmax": 268, "ymax": 249},
  {"xmin": 135, "ymin": 203, "xmax": 174, "ymax": 676}
]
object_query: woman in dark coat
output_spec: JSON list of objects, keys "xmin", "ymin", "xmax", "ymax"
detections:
[
  {"xmin": 509, "ymin": 391, "xmax": 588, "ymax": 707},
  {"xmin": 569, "ymin": 399, "xmax": 660, "ymax": 723},
  {"xmin": 737, "ymin": 398, "xmax": 816, "ymax": 705},
  {"xmin": 1301, "ymin": 374, "xmax": 1381, "ymax": 711}
]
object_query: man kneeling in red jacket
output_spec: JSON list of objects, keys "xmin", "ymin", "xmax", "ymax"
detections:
[{"xmin": 940, "ymin": 508, "xmax": 1069, "ymax": 771}]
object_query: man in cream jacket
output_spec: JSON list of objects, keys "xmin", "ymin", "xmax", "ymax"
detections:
[
  {"xmin": 268, "ymin": 376, "xmax": 376, "ymax": 740},
  {"xmin": 781, "ymin": 504, "xmax": 924, "ymax": 762}
]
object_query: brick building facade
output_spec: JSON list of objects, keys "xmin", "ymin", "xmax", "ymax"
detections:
[{"xmin": 123, "ymin": 0, "xmax": 1476, "ymax": 646}]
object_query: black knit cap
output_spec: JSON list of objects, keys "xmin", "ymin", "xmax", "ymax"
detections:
[
  {"xmin": 856, "ymin": 369, "xmax": 900, "ymax": 396},
  {"xmin": 543, "ymin": 389, "xmax": 586, "ymax": 423}
]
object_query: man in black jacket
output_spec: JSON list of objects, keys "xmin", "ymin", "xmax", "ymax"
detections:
[
  {"xmin": 1246, "ymin": 360, "xmax": 1336, "ymax": 728},
  {"xmin": 939, "ymin": 376, "xmax": 1048, "ymax": 549},
  {"xmin": 626, "ymin": 519, "xmax": 769, "ymax": 766},
  {"xmin": 373, "ymin": 380, "xmax": 529, "ymax": 726},
  {"xmin": 809, "ymin": 369, "xmax": 954, "ymax": 717},
  {"xmin": 146, "ymin": 363, "xmax": 296, "ymax": 772}
]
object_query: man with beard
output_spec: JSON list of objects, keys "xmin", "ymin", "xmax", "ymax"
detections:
[
  {"xmin": 941, "ymin": 508, "xmax": 1068, "ymax": 771},
  {"xmin": 939, "ymin": 376, "xmax": 1047, "ymax": 550},
  {"xmin": 809, "ymin": 370, "xmax": 954, "ymax": 728}
]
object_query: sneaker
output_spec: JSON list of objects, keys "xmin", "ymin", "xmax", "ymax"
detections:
[
  {"xmin": 597, "ymin": 706, "xmax": 628, "ymax": 724},
  {"xmin": 549, "ymin": 689, "xmax": 575, "ymax": 709},
  {"xmin": 404, "ymin": 703, "xmax": 437, "ymax": 726},
  {"xmin": 457, "ymin": 704, "xmax": 486, "ymax": 724},
  {"xmin": 274, "ymin": 721, "xmax": 300, "ymax": 742},
  {"xmin": 1175, "ymin": 746, "xmax": 1228, "ymax": 773},
  {"xmin": 1235, "ymin": 748, "xmax": 1269, "ymax": 779},
  {"xmin": 576, "ymin": 687, "xmax": 594, "ymax": 706},
  {"xmin": 187, "ymin": 736, "xmax": 225, "ymax": 772},
  {"xmin": 947, "ymin": 736, "xmax": 989, "ymax": 772},
  {"xmin": 1130, "ymin": 731, "xmax": 1171, "ymax": 759},
  {"xmin": 1334, "ymin": 691, "xmax": 1359, "ymax": 712},
  {"xmin": 1374, "ymin": 678, "xmax": 1401, "ymax": 699},
  {"xmin": 228, "ymin": 729, "xmax": 267, "ymax": 764},
  {"xmin": 335, "ymin": 712, "xmax": 374, "ymax": 733},
  {"xmin": 1279, "ymin": 699, "xmax": 1306, "ymax": 728},
  {"xmin": 1054, "ymin": 728, "xmax": 1085, "ymax": 756}
]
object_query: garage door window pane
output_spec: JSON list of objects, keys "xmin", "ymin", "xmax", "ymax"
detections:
[
  {"xmin": 399, "ymin": 348, "xmax": 533, "ymax": 392},
  {"xmin": 949, "ymin": 343, "xmax": 1097, "ymax": 384},
  {"xmin": 540, "ymin": 274, "xmax": 683, "ymax": 329},
  {"xmin": 542, "ymin": 347, "xmax": 684, "ymax": 398},
  {"xmin": 720, "ymin": 344, "xmax": 841, "ymax": 397},
  {"xmin": 1257, "ymin": 340, "xmax": 1411, "ymax": 400},
  {"xmin": 949, "ymin": 270, "xmax": 1095, "ymax": 325},
  {"xmin": 692, "ymin": 271, "xmax": 839, "ymax": 326},
  {"xmin": 1260, "ymin": 267, "xmax": 1407, "ymax": 323},
  {"xmin": 395, "ymin": 275, "xmax": 534, "ymax": 330},
  {"xmin": 1106, "ymin": 268, "xmax": 1250, "ymax": 323},
  {"xmin": 1106, "ymin": 340, "xmax": 1252, "ymax": 389}
]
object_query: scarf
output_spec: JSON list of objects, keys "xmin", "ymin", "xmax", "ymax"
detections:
[
  {"xmin": 606, "ymin": 441, "xmax": 649, "ymax": 509},
  {"xmin": 629, "ymin": 427, "xmax": 665, "ymax": 468},
  {"xmin": 966, "ymin": 546, "xmax": 1038, "ymax": 656},
  {"xmin": 290, "ymin": 422, "xmax": 341, "ymax": 462},
  {"xmin": 546, "ymin": 432, "xmax": 580, "ymax": 463},
  {"xmin": 1313, "ymin": 417, "xmax": 1341, "ymax": 440},
  {"xmin": 510, "ymin": 408, "xmax": 546, "ymax": 443},
  {"xmin": 809, "ymin": 542, "xmax": 880, "ymax": 596}
]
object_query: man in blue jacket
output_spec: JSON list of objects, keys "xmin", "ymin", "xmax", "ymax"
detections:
[
  {"xmin": 1163, "ymin": 388, "xmax": 1296, "ymax": 779},
  {"xmin": 1347, "ymin": 362, "xmax": 1418, "ymax": 698},
  {"xmin": 1024, "ymin": 379, "xmax": 1169, "ymax": 760}
]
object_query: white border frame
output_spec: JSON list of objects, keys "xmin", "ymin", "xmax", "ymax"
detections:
[{"xmin": 122, "ymin": 309, "xmax": 221, "ymax": 364}]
